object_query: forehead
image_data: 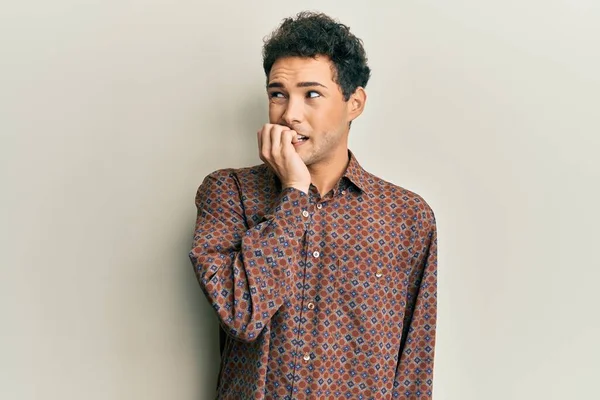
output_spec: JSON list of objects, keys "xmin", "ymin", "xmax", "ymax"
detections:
[{"xmin": 268, "ymin": 56, "xmax": 335, "ymax": 85}]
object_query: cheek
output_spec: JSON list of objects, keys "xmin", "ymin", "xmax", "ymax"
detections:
[
  {"xmin": 307, "ymin": 104, "xmax": 331, "ymax": 123},
  {"xmin": 311, "ymin": 104, "xmax": 344, "ymax": 131},
  {"xmin": 268, "ymin": 104, "xmax": 281, "ymax": 123}
]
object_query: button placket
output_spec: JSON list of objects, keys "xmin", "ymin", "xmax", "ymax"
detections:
[{"xmin": 298, "ymin": 215, "xmax": 319, "ymax": 375}]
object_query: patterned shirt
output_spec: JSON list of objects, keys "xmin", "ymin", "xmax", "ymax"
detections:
[{"xmin": 189, "ymin": 151, "xmax": 438, "ymax": 399}]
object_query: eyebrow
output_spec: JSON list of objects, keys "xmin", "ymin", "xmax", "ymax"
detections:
[{"xmin": 267, "ymin": 81, "xmax": 328, "ymax": 89}]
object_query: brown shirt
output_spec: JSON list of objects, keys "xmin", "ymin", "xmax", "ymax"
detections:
[{"xmin": 189, "ymin": 152, "xmax": 438, "ymax": 399}]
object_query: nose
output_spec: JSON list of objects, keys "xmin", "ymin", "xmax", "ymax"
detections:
[{"xmin": 281, "ymin": 96, "xmax": 303, "ymax": 126}]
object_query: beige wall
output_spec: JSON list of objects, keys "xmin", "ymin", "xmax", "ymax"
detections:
[{"xmin": 2, "ymin": 1, "xmax": 599, "ymax": 399}]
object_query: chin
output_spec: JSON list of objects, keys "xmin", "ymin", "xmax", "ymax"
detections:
[
  {"xmin": 300, "ymin": 154, "xmax": 318, "ymax": 166},
  {"xmin": 297, "ymin": 145, "xmax": 320, "ymax": 166},
  {"xmin": 299, "ymin": 156, "xmax": 310, "ymax": 165},
  {"xmin": 297, "ymin": 152, "xmax": 309, "ymax": 164}
]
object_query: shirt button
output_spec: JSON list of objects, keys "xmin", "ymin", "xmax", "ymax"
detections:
[
  {"xmin": 312, "ymin": 251, "xmax": 320, "ymax": 258},
  {"xmin": 303, "ymin": 353, "xmax": 311, "ymax": 361},
  {"xmin": 307, "ymin": 302, "xmax": 315, "ymax": 310},
  {"xmin": 375, "ymin": 271, "xmax": 383, "ymax": 278},
  {"xmin": 302, "ymin": 210, "xmax": 309, "ymax": 218},
  {"xmin": 316, "ymin": 203, "xmax": 323, "ymax": 210},
  {"xmin": 341, "ymin": 190, "xmax": 346, "ymax": 195}
]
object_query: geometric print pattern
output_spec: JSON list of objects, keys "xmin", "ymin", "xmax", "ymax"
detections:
[{"xmin": 189, "ymin": 151, "xmax": 438, "ymax": 399}]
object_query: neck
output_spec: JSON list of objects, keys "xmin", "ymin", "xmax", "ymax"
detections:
[{"xmin": 308, "ymin": 147, "xmax": 350, "ymax": 197}]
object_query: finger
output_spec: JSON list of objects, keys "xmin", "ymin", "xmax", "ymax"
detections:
[
  {"xmin": 260, "ymin": 124, "xmax": 272, "ymax": 161},
  {"xmin": 270, "ymin": 125, "xmax": 284, "ymax": 157},
  {"xmin": 257, "ymin": 129, "xmax": 262, "ymax": 156},
  {"xmin": 281, "ymin": 130, "xmax": 297, "ymax": 156},
  {"xmin": 282, "ymin": 129, "xmax": 298, "ymax": 144},
  {"xmin": 281, "ymin": 129, "xmax": 296, "ymax": 145},
  {"xmin": 289, "ymin": 131, "xmax": 299, "ymax": 145}
]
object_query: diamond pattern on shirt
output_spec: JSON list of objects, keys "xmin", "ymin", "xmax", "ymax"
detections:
[{"xmin": 190, "ymin": 152, "xmax": 437, "ymax": 399}]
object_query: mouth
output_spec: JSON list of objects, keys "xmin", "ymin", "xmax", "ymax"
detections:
[{"xmin": 296, "ymin": 134, "xmax": 308, "ymax": 143}]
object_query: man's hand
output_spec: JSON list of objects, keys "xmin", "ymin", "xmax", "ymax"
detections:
[{"xmin": 257, "ymin": 124, "xmax": 311, "ymax": 194}]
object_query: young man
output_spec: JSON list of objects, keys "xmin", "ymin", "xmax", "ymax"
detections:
[{"xmin": 190, "ymin": 12, "xmax": 438, "ymax": 400}]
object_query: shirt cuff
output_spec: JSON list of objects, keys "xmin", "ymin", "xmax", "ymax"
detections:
[{"xmin": 266, "ymin": 187, "xmax": 311, "ymax": 240}]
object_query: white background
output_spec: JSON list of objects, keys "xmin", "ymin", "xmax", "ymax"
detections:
[{"xmin": 2, "ymin": 1, "xmax": 599, "ymax": 399}]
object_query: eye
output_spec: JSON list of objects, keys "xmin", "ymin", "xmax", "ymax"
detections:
[
  {"xmin": 307, "ymin": 91, "xmax": 321, "ymax": 99},
  {"xmin": 269, "ymin": 91, "xmax": 285, "ymax": 99}
]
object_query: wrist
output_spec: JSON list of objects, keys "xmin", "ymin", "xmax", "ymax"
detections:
[{"xmin": 283, "ymin": 182, "xmax": 310, "ymax": 194}]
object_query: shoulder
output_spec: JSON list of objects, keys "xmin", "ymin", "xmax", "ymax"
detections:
[
  {"xmin": 194, "ymin": 163, "xmax": 270, "ymax": 206},
  {"xmin": 201, "ymin": 163, "xmax": 270, "ymax": 185},
  {"xmin": 366, "ymin": 171, "xmax": 436, "ymax": 225}
]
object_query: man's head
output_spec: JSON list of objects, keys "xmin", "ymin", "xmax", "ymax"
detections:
[{"xmin": 262, "ymin": 12, "xmax": 371, "ymax": 167}]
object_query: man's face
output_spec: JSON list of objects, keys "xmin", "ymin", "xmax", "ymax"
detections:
[{"xmin": 267, "ymin": 56, "xmax": 352, "ymax": 167}]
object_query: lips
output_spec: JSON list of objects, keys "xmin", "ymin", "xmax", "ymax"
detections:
[{"xmin": 296, "ymin": 134, "xmax": 308, "ymax": 142}]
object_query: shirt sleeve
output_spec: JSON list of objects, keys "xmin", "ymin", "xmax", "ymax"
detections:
[
  {"xmin": 392, "ymin": 212, "xmax": 438, "ymax": 399},
  {"xmin": 189, "ymin": 169, "xmax": 310, "ymax": 343}
]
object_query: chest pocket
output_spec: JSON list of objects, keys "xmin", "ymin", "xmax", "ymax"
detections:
[
  {"xmin": 328, "ymin": 258, "xmax": 401, "ymax": 359},
  {"xmin": 333, "ymin": 259, "xmax": 396, "ymax": 324}
]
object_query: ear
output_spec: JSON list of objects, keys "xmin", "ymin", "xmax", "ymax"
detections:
[{"xmin": 347, "ymin": 87, "xmax": 367, "ymax": 122}]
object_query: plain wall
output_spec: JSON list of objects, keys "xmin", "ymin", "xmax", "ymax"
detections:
[{"xmin": 1, "ymin": 1, "xmax": 599, "ymax": 399}]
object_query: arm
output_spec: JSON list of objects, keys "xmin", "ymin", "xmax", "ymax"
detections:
[
  {"xmin": 189, "ymin": 169, "xmax": 309, "ymax": 342},
  {"xmin": 393, "ymin": 215, "xmax": 438, "ymax": 399}
]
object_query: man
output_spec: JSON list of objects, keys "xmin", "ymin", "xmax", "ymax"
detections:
[{"xmin": 189, "ymin": 11, "xmax": 438, "ymax": 400}]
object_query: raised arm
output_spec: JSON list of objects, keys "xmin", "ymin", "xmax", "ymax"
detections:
[{"xmin": 189, "ymin": 170, "xmax": 310, "ymax": 342}]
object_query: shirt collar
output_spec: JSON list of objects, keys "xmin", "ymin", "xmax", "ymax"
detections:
[
  {"xmin": 342, "ymin": 150, "xmax": 374, "ymax": 194},
  {"xmin": 268, "ymin": 149, "xmax": 375, "ymax": 194}
]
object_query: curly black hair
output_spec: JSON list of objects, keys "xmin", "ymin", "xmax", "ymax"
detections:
[{"xmin": 262, "ymin": 11, "xmax": 371, "ymax": 101}]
